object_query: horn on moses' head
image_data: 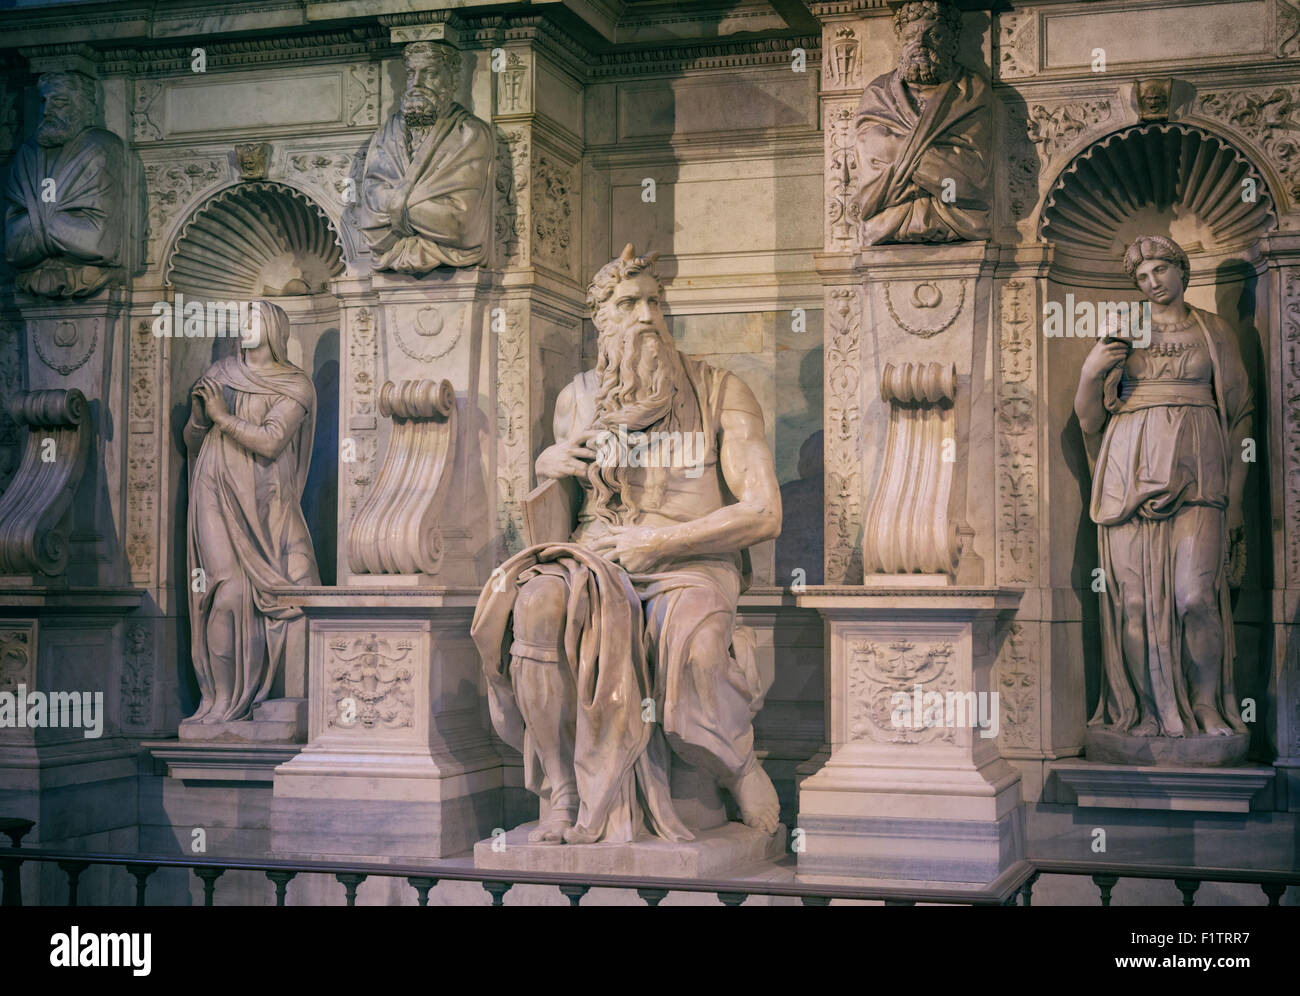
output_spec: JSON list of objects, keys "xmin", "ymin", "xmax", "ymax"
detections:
[{"xmin": 620, "ymin": 243, "xmax": 637, "ymax": 262}]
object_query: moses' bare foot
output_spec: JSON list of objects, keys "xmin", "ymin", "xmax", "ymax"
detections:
[
  {"xmin": 1130, "ymin": 716, "xmax": 1159, "ymax": 737},
  {"xmin": 529, "ymin": 804, "xmax": 577, "ymax": 844},
  {"xmin": 732, "ymin": 761, "xmax": 780, "ymax": 835},
  {"xmin": 1194, "ymin": 703, "xmax": 1233, "ymax": 736}
]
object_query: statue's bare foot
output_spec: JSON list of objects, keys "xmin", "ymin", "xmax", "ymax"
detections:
[
  {"xmin": 1194, "ymin": 703, "xmax": 1233, "ymax": 736},
  {"xmin": 732, "ymin": 762, "xmax": 780, "ymax": 835},
  {"xmin": 1130, "ymin": 717, "xmax": 1159, "ymax": 737},
  {"xmin": 529, "ymin": 805, "xmax": 577, "ymax": 844}
]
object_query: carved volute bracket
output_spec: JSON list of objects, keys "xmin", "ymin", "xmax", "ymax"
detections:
[
  {"xmin": 347, "ymin": 379, "xmax": 457, "ymax": 576},
  {"xmin": 862, "ymin": 362, "xmax": 961, "ymax": 577},
  {"xmin": 0, "ymin": 389, "xmax": 91, "ymax": 578}
]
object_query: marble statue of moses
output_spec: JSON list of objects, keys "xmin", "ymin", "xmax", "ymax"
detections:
[{"xmin": 472, "ymin": 245, "xmax": 783, "ymax": 845}]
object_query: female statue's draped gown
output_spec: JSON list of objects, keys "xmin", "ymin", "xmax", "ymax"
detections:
[
  {"xmin": 1089, "ymin": 306, "xmax": 1251, "ymax": 738},
  {"xmin": 184, "ymin": 303, "xmax": 319, "ymax": 724}
]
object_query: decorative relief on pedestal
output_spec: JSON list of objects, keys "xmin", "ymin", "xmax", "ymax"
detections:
[
  {"xmin": 996, "ymin": 621, "xmax": 1039, "ymax": 751},
  {"xmin": 824, "ymin": 27, "xmax": 861, "ymax": 89},
  {"xmin": 532, "ymin": 153, "xmax": 574, "ymax": 275},
  {"xmin": 133, "ymin": 79, "xmax": 164, "ymax": 142},
  {"xmin": 863, "ymin": 362, "xmax": 961, "ymax": 576},
  {"xmin": 495, "ymin": 127, "xmax": 529, "ymax": 269},
  {"xmin": 348, "ymin": 307, "xmax": 376, "ymax": 430},
  {"xmin": 143, "ymin": 157, "xmax": 225, "ymax": 266},
  {"xmin": 326, "ymin": 634, "xmax": 415, "ymax": 731},
  {"xmin": 30, "ymin": 317, "xmax": 98, "ymax": 376},
  {"xmin": 825, "ymin": 287, "xmax": 862, "ymax": 583},
  {"xmin": 1283, "ymin": 271, "xmax": 1300, "ymax": 586},
  {"xmin": 997, "ymin": 280, "xmax": 1037, "ymax": 586},
  {"xmin": 127, "ymin": 320, "xmax": 159, "ymax": 585},
  {"xmin": 847, "ymin": 639, "xmax": 956, "ymax": 744},
  {"xmin": 345, "ymin": 436, "xmax": 378, "ymax": 521},
  {"xmin": 996, "ymin": 10, "xmax": 1038, "ymax": 80},
  {"xmin": 0, "ymin": 626, "xmax": 34, "ymax": 692},
  {"xmin": 0, "ymin": 390, "xmax": 91, "ymax": 578},
  {"xmin": 1197, "ymin": 87, "xmax": 1300, "ymax": 202},
  {"xmin": 121, "ymin": 621, "xmax": 153, "ymax": 729},
  {"xmin": 497, "ymin": 306, "xmax": 530, "ymax": 558},
  {"xmin": 345, "ymin": 63, "xmax": 380, "ymax": 127},
  {"xmin": 826, "ymin": 102, "xmax": 859, "ymax": 251},
  {"xmin": 348, "ymin": 380, "xmax": 458, "ymax": 576},
  {"xmin": 388, "ymin": 306, "xmax": 465, "ymax": 364},
  {"xmin": 883, "ymin": 280, "xmax": 965, "ymax": 338}
]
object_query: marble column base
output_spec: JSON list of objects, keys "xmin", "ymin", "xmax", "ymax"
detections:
[{"xmin": 474, "ymin": 821, "xmax": 786, "ymax": 879}]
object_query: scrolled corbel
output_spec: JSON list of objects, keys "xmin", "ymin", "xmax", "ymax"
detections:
[
  {"xmin": 0, "ymin": 389, "xmax": 92, "ymax": 578},
  {"xmin": 347, "ymin": 379, "xmax": 458, "ymax": 576},
  {"xmin": 863, "ymin": 361, "xmax": 962, "ymax": 577}
]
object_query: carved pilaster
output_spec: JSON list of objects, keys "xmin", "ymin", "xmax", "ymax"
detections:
[
  {"xmin": 126, "ymin": 319, "xmax": 161, "ymax": 587},
  {"xmin": 825, "ymin": 286, "xmax": 863, "ymax": 583},
  {"xmin": 497, "ymin": 304, "xmax": 531, "ymax": 560},
  {"xmin": 996, "ymin": 278, "xmax": 1038, "ymax": 587}
]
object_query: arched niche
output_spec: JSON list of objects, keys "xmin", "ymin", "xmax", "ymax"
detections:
[
  {"xmin": 164, "ymin": 180, "xmax": 342, "ymax": 584},
  {"xmin": 1036, "ymin": 122, "xmax": 1278, "ymax": 725}
]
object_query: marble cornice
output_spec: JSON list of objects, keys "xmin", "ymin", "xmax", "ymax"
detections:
[{"xmin": 590, "ymin": 34, "xmax": 822, "ymax": 78}]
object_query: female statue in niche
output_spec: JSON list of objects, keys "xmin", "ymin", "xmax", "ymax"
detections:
[
  {"xmin": 183, "ymin": 300, "xmax": 319, "ymax": 725},
  {"xmin": 1074, "ymin": 235, "xmax": 1252, "ymax": 746}
]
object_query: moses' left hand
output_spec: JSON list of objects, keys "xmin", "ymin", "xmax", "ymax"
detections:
[{"xmin": 588, "ymin": 526, "xmax": 674, "ymax": 574}]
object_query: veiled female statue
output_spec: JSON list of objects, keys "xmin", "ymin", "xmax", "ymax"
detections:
[
  {"xmin": 1074, "ymin": 235, "xmax": 1252, "ymax": 748},
  {"xmin": 183, "ymin": 301, "xmax": 319, "ymax": 725}
]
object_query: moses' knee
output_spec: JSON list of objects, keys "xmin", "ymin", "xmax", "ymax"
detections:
[{"xmin": 511, "ymin": 575, "xmax": 567, "ymax": 659}]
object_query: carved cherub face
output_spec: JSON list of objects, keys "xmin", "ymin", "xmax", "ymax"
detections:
[
  {"xmin": 897, "ymin": 14, "xmax": 958, "ymax": 84},
  {"xmin": 1134, "ymin": 257, "xmax": 1185, "ymax": 307}
]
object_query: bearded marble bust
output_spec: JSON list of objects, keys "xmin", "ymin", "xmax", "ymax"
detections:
[
  {"xmin": 850, "ymin": 0, "xmax": 991, "ymax": 245},
  {"xmin": 3, "ymin": 71, "xmax": 127, "ymax": 297},
  {"xmin": 355, "ymin": 41, "xmax": 494, "ymax": 274}
]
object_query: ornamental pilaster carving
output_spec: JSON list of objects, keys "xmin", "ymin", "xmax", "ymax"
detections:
[{"xmin": 825, "ymin": 287, "xmax": 863, "ymax": 583}]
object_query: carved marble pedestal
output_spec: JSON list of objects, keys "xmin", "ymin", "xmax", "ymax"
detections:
[
  {"xmin": 17, "ymin": 289, "xmax": 130, "ymax": 583},
  {"xmin": 794, "ymin": 588, "xmax": 1026, "ymax": 888},
  {"xmin": 0, "ymin": 587, "xmax": 144, "ymax": 852},
  {"xmin": 335, "ymin": 270, "xmax": 499, "ymax": 587},
  {"xmin": 473, "ymin": 822, "xmax": 787, "ymax": 880},
  {"xmin": 270, "ymin": 587, "xmax": 503, "ymax": 860}
]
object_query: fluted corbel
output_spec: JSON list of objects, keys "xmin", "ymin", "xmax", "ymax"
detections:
[
  {"xmin": 862, "ymin": 362, "xmax": 962, "ymax": 577},
  {"xmin": 347, "ymin": 379, "xmax": 457, "ymax": 576},
  {"xmin": 0, "ymin": 389, "xmax": 92, "ymax": 578}
]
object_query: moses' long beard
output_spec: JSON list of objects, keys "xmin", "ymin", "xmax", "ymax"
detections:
[{"xmin": 587, "ymin": 328, "xmax": 689, "ymax": 526}]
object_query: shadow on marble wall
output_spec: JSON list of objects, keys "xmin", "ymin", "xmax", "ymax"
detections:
[{"xmin": 303, "ymin": 328, "xmax": 339, "ymax": 585}]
